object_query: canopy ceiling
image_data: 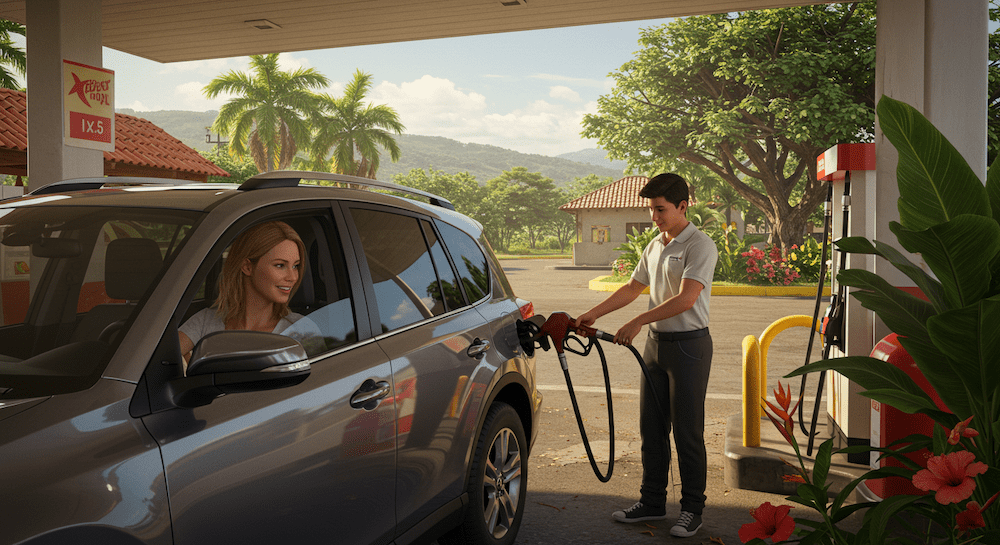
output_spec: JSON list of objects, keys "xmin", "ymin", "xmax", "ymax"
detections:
[{"xmin": 0, "ymin": 0, "xmax": 826, "ymax": 63}]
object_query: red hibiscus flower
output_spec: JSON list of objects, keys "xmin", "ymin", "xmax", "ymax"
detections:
[
  {"xmin": 739, "ymin": 502, "xmax": 795, "ymax": 543},
  {"xmin": 948, "ymin": 415, "xmax": 979, "ymax": 445},
  {"xmin": 956, "ymin": 491, "xmax": 1000, "ymax": 536},
  {"xmin": 912, "ymin": 451, "xmax": 988, "ymax": 504},
  {"xmin": 956, "ymin": 501, "xmax": 986, "ymax": 535}
]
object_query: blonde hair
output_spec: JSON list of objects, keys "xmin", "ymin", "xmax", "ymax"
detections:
[{"xmin": 216, "ymin": 221, "xmax": 306, "ymax": 326}]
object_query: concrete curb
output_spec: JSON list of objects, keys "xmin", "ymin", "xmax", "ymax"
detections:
[{"xmin": 589, "ymin": 277, "xmax": 832, "ymax": 297}]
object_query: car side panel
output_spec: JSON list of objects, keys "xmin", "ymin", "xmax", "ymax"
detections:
[
  {"xmin": 376, "ymin": 309, "xmax": 495, "ymax": 537},
  {"xmin": 0, "ymin": 380, "xmax": 171, "ymax": 545},
  {"xmin": 142, "ymin": 342, "xmax": 396, "ymax": 545}
]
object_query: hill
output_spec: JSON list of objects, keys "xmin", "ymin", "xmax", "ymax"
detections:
[
  {"xmin": 556, "ymin": 148, "xmax": 629, "ymax": 173},
  {"xmin": 117, "ymin": 109, "xmax": 625, "ymax": 186}
]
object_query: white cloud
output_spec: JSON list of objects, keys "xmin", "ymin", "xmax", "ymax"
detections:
[
  {"xmin": 173, "ymin": 81, "xmax": 228, "ymax": 111},
  {"xmin": 549, "ymin": 85, "xmax": 582, "ymax": 103},
  {"xmin": 366, "ymin": 75, "xmax": 600, "ymax": 155}
]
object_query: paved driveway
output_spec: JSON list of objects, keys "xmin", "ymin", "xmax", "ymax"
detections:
[{"xmin": 487, "ymin": 259, "xmax": 832, "ymax": 545}]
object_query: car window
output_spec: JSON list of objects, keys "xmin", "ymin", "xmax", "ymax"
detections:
[
  {"xmin": 178, "ymin": 213, "xmax": 357, "ymax": 360},
  {"xmin": 435, "ymin": 220, "xmax": 490, "ymax": 303},
  {"xmin": 421, "ymin": 219, "xmax": 464, "ymax": 311},
  {"xmin": 0, "ymin": 206, "xmax": 199, "ymax": 398},
  {"xmin": 350, "ymin": 208, "xmax": 447, "ymax": 333}
]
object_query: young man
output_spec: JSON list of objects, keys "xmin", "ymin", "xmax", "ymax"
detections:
[{"xmin": 575, "ymin": 173, "xmax": 718, "ymax": 538}]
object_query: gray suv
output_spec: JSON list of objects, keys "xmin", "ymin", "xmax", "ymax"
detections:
[{"xmin": 0, "ymin": 171, "xmax": 540, "ymax": 545}]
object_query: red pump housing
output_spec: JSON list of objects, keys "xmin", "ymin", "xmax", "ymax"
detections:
[{"xmin": 866, "ymin": 333, "xmax": 950, "ymax": 499}]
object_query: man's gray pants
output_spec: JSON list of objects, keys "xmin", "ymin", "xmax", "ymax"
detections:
[{"xmin": 638, "ymin": 330, "xmax": 713, "ymax": 516}]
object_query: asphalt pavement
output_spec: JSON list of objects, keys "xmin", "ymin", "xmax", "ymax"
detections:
[{"xmin": 483, "ymin": 258, "xmax": 852, "ymax": 545}]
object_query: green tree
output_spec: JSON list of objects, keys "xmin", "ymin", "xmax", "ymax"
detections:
[
  {"xmin": 582, "ymin": 3, "xmax": 875, "ymax": 251},
  {"xmin": 200, "ymin": 146, "xmax": 259, "ymax": 184},
  {"xmin": 391, "ymin": 168, "xmax": 485, "ymax": 217},
  {"xmin": 204, "ymin": 54, "xmax": 328, "ymax": 172},
  {"xmin": 310, "ymin": 70, "xmax": 404, "ymax": 179},
  {"xmin": 0, "ymin": 19, "xmax": 25, "ymax": 90},
  {"xmin": 490, "ymin": 168, "xmax": 561, "ymax": 249},
  {"xmin": 553, "ymin": 174, "xmax": 613, "ymax": 252}
]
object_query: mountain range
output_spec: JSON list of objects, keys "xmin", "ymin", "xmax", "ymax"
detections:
[{"xmin": 117, "ymin": 108, "xmax": 628, "ymax": 187}]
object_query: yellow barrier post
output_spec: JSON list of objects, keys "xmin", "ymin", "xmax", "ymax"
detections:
[
  {"xmin": 757, "ymin": 315, "xmax": 823, "ymax": 399},
  {"xmin": 742, "ymin": 334, "xmax": 761, "ymax": 447}
]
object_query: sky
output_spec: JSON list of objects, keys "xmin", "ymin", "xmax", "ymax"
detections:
[{"xmin": 84, "ymin": 19, "xmax": 673, "ymax": 158}]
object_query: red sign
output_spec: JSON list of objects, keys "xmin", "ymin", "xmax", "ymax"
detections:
[{"xmin": 63, "ymin": 60, "xmax": 115, "ymax": 152}]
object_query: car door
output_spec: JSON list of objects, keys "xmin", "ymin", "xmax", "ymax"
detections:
[
  {"xmin": 342, "ymin": 203, "xmax": 496, "ymax": 536},
  {"xmin": 140, "ymin": 206, "xmax": 398, "ymax": 545}
]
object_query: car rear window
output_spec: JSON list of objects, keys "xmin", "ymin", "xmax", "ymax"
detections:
[{"xmin": 435, "ymin": 220, "xmax": 490, "ymax": 303}]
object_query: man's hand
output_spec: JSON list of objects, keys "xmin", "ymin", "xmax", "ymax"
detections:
[
  {"xmin": 615, "ymin": 319, "xmax": 643, "ymax": 345},
  {"xmin": 574, "ymin": 312, "xmax": 597, "ymax": 335}
]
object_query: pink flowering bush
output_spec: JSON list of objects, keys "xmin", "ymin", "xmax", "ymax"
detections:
[{"xmin": 741, "ymin": 244, "xmax": 800, "ymax": 285}]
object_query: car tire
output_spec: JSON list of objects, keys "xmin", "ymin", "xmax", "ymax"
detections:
[{"xmin": 441, "ymin": 401, "xmax": 527, "ymax": 545}]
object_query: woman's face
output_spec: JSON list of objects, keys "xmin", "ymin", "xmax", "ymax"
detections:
[{"xmin": 243, "ymin": 239, "xmax": 300, "ymax": 306}]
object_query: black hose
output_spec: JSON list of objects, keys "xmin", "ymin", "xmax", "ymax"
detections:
[
  {"xmin": 561, "ymin": 333, "xmax": 671, "ymax": 483},
  {"xmin": 798, "ymin": 183, "xmax": 833, "ymax": 437}
]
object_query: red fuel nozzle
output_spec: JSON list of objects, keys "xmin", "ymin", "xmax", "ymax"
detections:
[{"xmin": 539, "ymin": 312, "xmax": 573, "ymax": 354}]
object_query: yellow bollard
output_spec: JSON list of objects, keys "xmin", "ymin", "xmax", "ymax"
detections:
[
  {"xmin": 757, "ymin": 315, "xmax": 823, "ymax": 401},
  {"xmin": 742, "ymin": 334, "xmax": 761, "ymax": 447}
]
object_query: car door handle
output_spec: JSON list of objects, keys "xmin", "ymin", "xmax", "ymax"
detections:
[
  {"xmin": 350, "ymin": 379, "xmax": 391, "ymax": 410},
  {"xmin": 466, "ymin": 338, "xmax": 490, "ymax": 359}
]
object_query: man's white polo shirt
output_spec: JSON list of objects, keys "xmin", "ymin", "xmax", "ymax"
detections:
[{"xmin": 631, "ymin": 222, "xmax": 718, "ymax": 333}]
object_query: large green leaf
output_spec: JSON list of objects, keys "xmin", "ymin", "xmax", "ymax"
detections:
[
  {"xmin": 988, "ymin": 157, "xmax": 1000, "ymax": 295},
  {"xmin": 877, "ymin": 96, "xmax": 989, "ymax": 231},
  {"xmin": 895, "ymin": 333, "xmax": 971, "ymax": 417},
  {"xmin": 837, "ymin": 269, "xmax": 935, "ymax": 338},
  {"xmin": 859, "ymin": 389, "xmax": 951, "ymax": 420},
  {"xmin": 835, "ymin": 236, "xmax": 947, "ymax": 311},
  {"xmin": 786, "ymin": 356, "xmax": 938, "ymax": 412},
  {"xmin": 927, "ymin": 295, "xmax": 1000, "ymax": 411},
  {"xmin": 891, "ymin": 216, "xmax": 1000, "ymax": 309}
]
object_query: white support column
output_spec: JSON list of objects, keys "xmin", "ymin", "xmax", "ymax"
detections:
[
  {"xmin": 26, "ymin": 0, "xmax": 104, "ymax": 191},
  {"xmin": 873, "ymin": 0, "xmax": 988, "ymax": 340}
]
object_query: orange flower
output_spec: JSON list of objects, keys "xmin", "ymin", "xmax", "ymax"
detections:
[
  {"xmin": 948, "ymin": 415, "xmax": 979, "ymax": 445},
  {"xmin": 912, "ymin": 451, "xmax": 988, "ymax": 505},
  {"xmin": 739, "ymin": 502, "xmax": 795, "ymax": 543},
  {"xmin": 782, "ymin": 474, "xmax": 807, "ymax": 484},
  {"xmin": 761, "ymin": 382, "xmax": 801, "ymax": 446}
]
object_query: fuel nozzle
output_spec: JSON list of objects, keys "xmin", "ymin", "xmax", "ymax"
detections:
[{"xmin": 516, "ymin": 314, "xmax": 549, "ymax": 356}]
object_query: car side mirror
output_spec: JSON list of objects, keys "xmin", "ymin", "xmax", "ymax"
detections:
[{"xmin": 170, "ymin": 331, "xmax": 310, "ymax": 409}]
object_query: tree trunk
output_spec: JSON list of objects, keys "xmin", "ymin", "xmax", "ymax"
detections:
[{"xmin": 770, "ymin": 214, "xmax": 808, "ymax": 253}]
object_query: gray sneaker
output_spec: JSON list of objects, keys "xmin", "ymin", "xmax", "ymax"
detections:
[
  {"xmin": 670, "ymin": 511, "xmax": 703, "ymax": 537},
  {"xmin": 611, "ymin": 501, "xmax": 667, "ymax": 523}
]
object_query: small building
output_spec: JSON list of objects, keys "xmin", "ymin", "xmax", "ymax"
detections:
[
  {"xmin": 559, "ymin": 175, "xmax": 653, "ymax": 267},
  {"xmin": 0, "ymin": 88, "xmax": 229, "ymax": 184}
]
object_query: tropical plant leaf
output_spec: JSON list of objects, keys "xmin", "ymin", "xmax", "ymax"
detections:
[
  {"xmin": 876, "ymin": 96, "xmax": 990, "ymax": 231},
  {"xmin": 894, "ymin": 333, "xmax": 971, "ymax": 417},
  {"xmin": 811, "ymin": 439, "xmax": 833, "ymax": 488},
  {"xmin": 837, "ymin": 269, "xmax": 935, "ymax": 339},
  {"xmin": 785, "ymin": 356, "xmax": 935, "ymax": 410},
  {"xmin": 891, "ymin": 216, "xmax": 1000, "ymax": 309},
  {"xmin": 871, "ymin": 239, "xmax": 947, "ymax": 312},
  {"xmin": 834, "ymin": 236, "xmax": 877, "ymax": 254},
  {"xmin": 926, "ymin": 295, "xmax": 1000, "ymax": 413},
  {"xmin": 862, "ymin": 493, "xmax": 923, "ymax": 545},
  {"xmin": 858, "ymin": 388, "xmax": 947, "ymax": 419}
]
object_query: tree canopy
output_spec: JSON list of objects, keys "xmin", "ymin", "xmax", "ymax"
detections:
[
  {"xmin": 582, "ymin": 3, "xmax": 875, "ymax": 250},
  {"xmin": 205, "ymin": 54, "xmax": 329, "ymax": 172},
  {"xmin": 310, "ymin": 70, "xmax": 405, "ymax": 179},
  {"xmin": 0, "ymin": 19, "xmax": 25, "ymax": 90}
]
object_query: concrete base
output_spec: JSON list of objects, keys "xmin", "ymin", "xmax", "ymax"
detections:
[{"xmin": 724, "ymin": 414, "xmax": 868, "ymax": 498}]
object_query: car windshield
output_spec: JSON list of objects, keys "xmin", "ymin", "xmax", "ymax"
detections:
[{"xmin": 0, "ymin": 204, "xmax": 201, "ymax": 399}]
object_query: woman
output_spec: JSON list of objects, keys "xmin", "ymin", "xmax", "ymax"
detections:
[{"xmin": 179, "ymin": 221, "xmax": 309, "ymax": 367}]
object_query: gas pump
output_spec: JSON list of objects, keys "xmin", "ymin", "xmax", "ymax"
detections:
[{"xmin": 815, "ymin": 143, "xmax": 876, "ymax": 464}]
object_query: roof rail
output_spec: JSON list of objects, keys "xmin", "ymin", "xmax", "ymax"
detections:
[
  {"xmin": 240, "ymin": 170, "xmax": 456, "ymax": 211},
  {"xmin": 26, "ymin": 177, "xmax": 187, "ymax": 197}
]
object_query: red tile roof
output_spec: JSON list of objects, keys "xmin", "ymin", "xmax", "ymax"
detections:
[
  {"xmin": 559, "ymin": 175, "xmax": 649, "ymax": 211},
  {"xmin": 0, "ymin": 88, "xmax": 228, "ymax": 181}
]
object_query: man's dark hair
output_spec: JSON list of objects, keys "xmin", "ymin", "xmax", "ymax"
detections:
[{"xmin": 639, "ymin": 173, "xmax": 689, "ymax": 207}]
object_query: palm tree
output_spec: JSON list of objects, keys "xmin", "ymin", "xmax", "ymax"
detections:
[
  {"xmin": 204, "ymin": 54, "xmax": 328, "ymax": 172},
  {"xmin": 0, "ymin": 19, "xmax": 26, "ymax": 90},
  {"xmin": 309, "ymin": 70, "xmax": 404, "ymax": 179}
]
